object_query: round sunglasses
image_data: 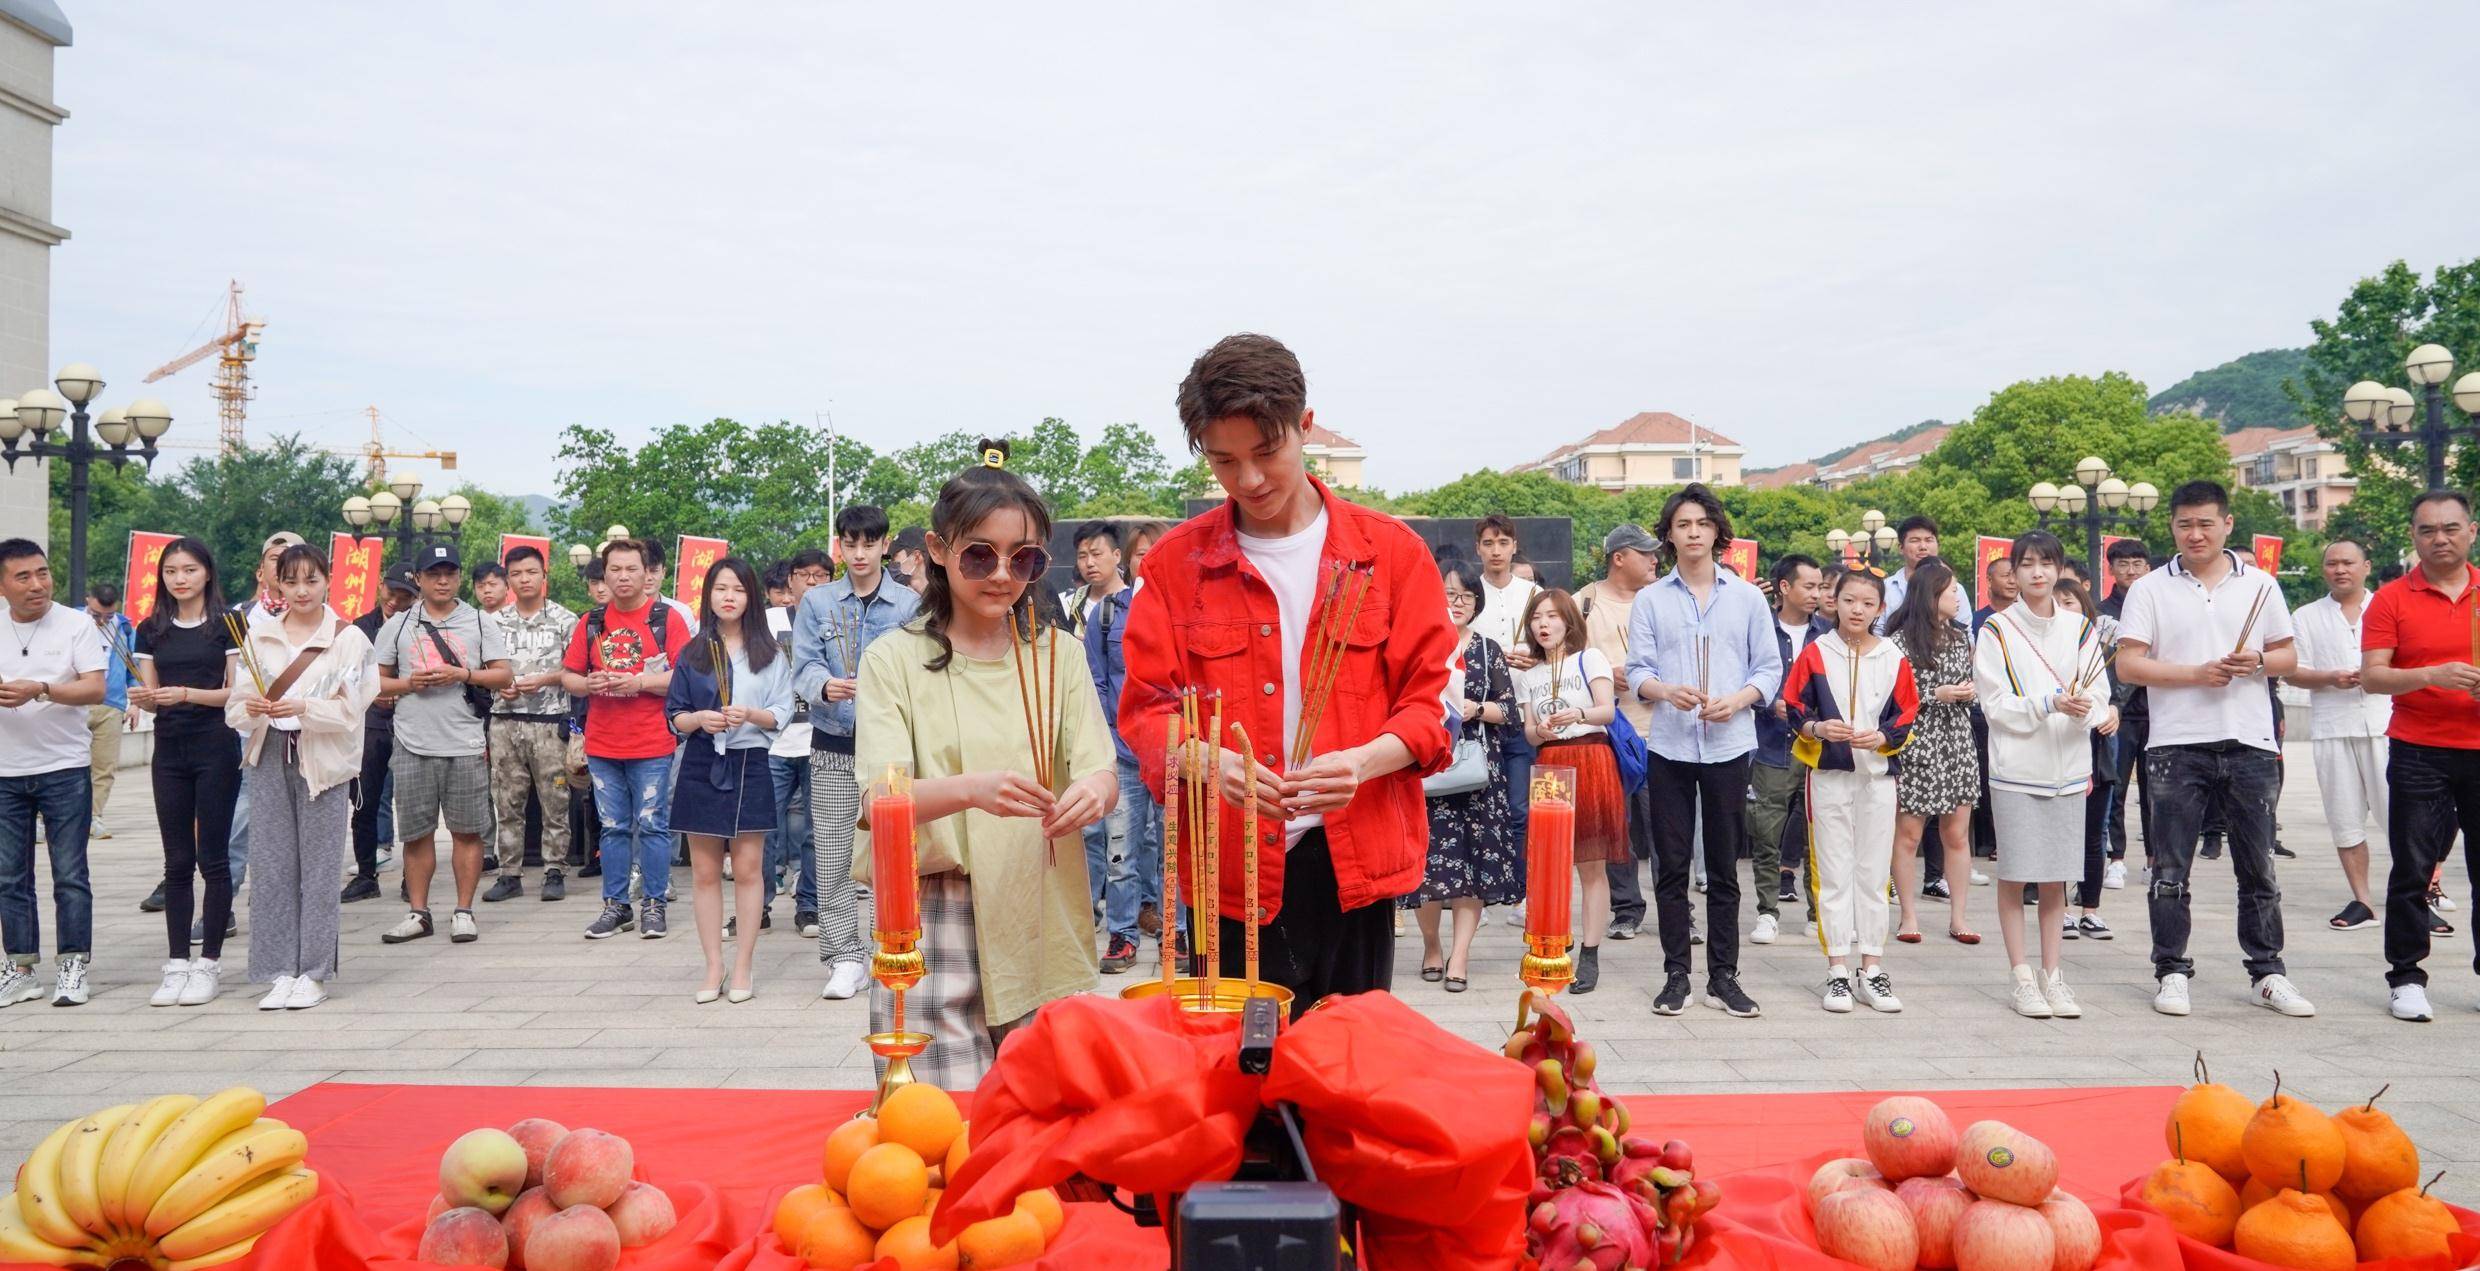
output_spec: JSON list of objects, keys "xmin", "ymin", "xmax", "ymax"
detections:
[{"xmin": 954, "ymin": 542, "xmax": 1050, "ymax": 582}]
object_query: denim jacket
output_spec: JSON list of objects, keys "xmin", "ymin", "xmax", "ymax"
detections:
[
  {"xmin": 1755, "ymin": 613, "xmax": 1831, "ymax": 767},
  {"xmin": 1081, "ymin": 583, "xmax": 1136, "ymax": 765},
  {"xmin": 790, "ymin": 575, "xmax": 921, "ymax": 749}
]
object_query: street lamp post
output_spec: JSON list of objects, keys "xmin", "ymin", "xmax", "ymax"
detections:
[
  {"xmin": 1824, "ymin": 508, "xmax": 1901, "ymax": 573},
  {"xmin": 339, "ymin": 475, "xmax": 470, "ymax": 566},
  {"xmin": 2029, "ymin": 456, "xmax": 2158, "ymax": 571},
  {"xmin": 2342, "ymin": 344, "xmax": 2480, "ymax": 492},
  {"xmin": 0, "ymin": 363, "xmax": 174, "ymax": 604}
]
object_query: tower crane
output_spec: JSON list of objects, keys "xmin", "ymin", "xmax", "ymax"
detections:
[
  {"xmin": 144, "ymin": 280, "xmax": 265, "ymax": 453},
  {"xmin": 356, "ymin": 405, "xmax": 456, "ymax": 485}
]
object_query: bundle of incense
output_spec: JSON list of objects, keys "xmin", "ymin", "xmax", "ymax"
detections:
[
  {"xmin": 2071, "ymin": 642, "xmax": 2120, "ymax": 697},
  {"xmin": 1180, "ymin": 686, "xmax": 1206, "ymax": 990},
  {"xmin": 2229, "ymin": 587, "xmax": 2271, "ymax": 658},
  {"xmin": 1696, "ymin": 634, "xmax": 1712, "ymax": 699},
  {"xmin": 1202, "ymin": 690, "xmax": 1224, "ymax": 1006},
  {"xmin": 1008, "ymin": 605, "xmax": 1056, "ymax": 788},
  {"xmin": 1291, "ymin": 563, "xmax": 1373, "ymax": 767},
  {"xmin": 1230, "ymin": 722, "xmax": 1262, "ymax": 987},
  {"xmin": 222, "ymin": 612, "xmax": 269, "ymax": 697},
  {"xmin": 103, "ymin": 625, "xmax": 140, "ymax": 683},
  {"xmin": 831, "ymin": 609, "xmax": 859, "ymax": 669},
  {"xmin": 1160, "ymin": 719, "xmax": 1184, "ymax": 987},
  {"xmin": 710, "ymin": 631, "xmax": 733, "ymax": 710}
]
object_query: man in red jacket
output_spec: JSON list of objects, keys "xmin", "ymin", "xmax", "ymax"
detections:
[{"xmin": 1119, "ymin": 333, "xmax": 1456, "ymax": 1013}]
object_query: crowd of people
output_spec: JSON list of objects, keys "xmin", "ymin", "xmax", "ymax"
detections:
[{"xmin": 0, "ymin": 331, "xmax": 2475, "ymax": 1087}]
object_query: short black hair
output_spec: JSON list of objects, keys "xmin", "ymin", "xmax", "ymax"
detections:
[
  {"xmin": 1769, "ymin": 553, "xmax": 1821, "ymax": 588},
  {"xmin": 0, "ymin": 538, "xmax": 44, "ymax": 569},
  {"xmin": 763, "ymin": 560, "xmax": 791, "ymax": 592},
  {"xmin": 1436, "ymin": 555, "xmax": 1488, "ymax": 622},
  {"xmin": 789, "ymin": 547, "xmax": 833, "ymax": 573},
  {"xmin": 1074, "ymin": 520, "xmax": 1121, "ymax": 551},
  {"xmin": 2105, "ymin": 537, "xmax": 2149, "ymax": 564},
  {"xmin": 1896, "ymin": 515, "xmax": 1940, "ymax": 541},
  {"xmin": 2010, "ymin": 531, "xmax": 2067, "ymax": 569},
  {"xmin": 891, "ymin": 527, "xmax": 927, "ymax": 555},
  {"xmin": 639, "ymin": 537, "xmax": 667, "ymax": 568},
  {"xmin": 503, "ymin": 546, "xmax": 545, "ymax": 570},
  {"xmin": 583, "ymin": 559, "xmax": 606, "ymax": 582},
  {"xmin": 87, "ymin": 581, "xmax": 121, "ymax": 607},
  {"xmin": 470, "ymin": 561, "xmax": 507, "ymax": 584},
  {"xmin": 1176, "ymin": 333, "xmax": 1307, "ymax": 453},
  {"xmin": 2323, "ymin": 538, "xmax": 2368, "ymax": 560},
  {"xmin": 2409, "ymin": 488, "xmax": 2473, "ymax": 520},
  {"xmin": 1476, "ymin": 514, "xmax": 1518, "ymax": 542},
  {"xmin": 600, "ymin": 537, "xmax": 649, "ymax": 567},
  {"xmin": 2168, "ymin": 480, "xmax": 2230, "ymax": 517},
  {"xmin": 835, "ymin": 505, "xmax": 890, "ymax": 541}
]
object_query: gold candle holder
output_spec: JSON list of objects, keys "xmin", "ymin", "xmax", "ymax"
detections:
[
  {"xmin": 1518, "ymin": 767, "xmax": 1577, "ymax": 997},
  {"xmin": 863, "ymin": 762, "xmax": 932, "ymax": 1114}
]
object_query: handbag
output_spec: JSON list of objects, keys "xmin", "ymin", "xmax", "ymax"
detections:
[
  {"xmin": 1423, "ymin": 729, "xmax": 1490, "ymax": 797},
  {"xmin": 1605, "ymin": 709, "xmax": 1649, "ymax": 796}
]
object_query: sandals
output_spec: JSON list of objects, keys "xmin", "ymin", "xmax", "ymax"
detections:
[
  {"xmin": 1948, "ymin": 928, "xmax": 1982, "ymax": 945},
  {"xmin": 1420, "ymin": 964, "xmax": 1446, "ymax": 983},
  {"xmin": 1895, "ymin": 930, "xmax": 1924, "ymax": 945}
]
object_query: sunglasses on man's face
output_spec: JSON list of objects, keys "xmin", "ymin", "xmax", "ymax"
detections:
[{"xmin": 955, "ymin": 542, "xmax": 1050, "ymax": 582}]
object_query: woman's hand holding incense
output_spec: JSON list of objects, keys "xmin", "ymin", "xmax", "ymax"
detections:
[
  {"xmin": 721, "ymin": 704, "xmax": 752, "ymax": 728},
  {"xmin": 1848, "ymin": 729, "xmax": 1886, "ymax": 751},
  {"xmin": 1040, "ymin": 770, "xmax": 1115, "ymax": 841},
  {"xmin": 2054, "ymin": 691, "xmax": 2092, "ymax": 718},
  {"xmin": 967, "ymin": 769, "xmax": 1055, "ymax": 819},
  {"xmin": 823, "ymin": 676, "xmax": 857, "ymax": 702}
]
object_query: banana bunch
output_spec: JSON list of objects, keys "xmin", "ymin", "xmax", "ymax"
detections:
[{"xmin": 0, "ymin": 1088, "xmax": 320, "ymax": 1270}]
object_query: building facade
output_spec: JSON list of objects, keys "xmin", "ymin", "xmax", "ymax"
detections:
[
  {"xmin": 2224, "ymin": 425, "xmax": 2356, "ymax": 530},
  {"xmin": 1517, "ymin": 411, "xmax": 1744, "ymax": 490},
  {"xmin": 1301, "ymin": 422, "xmax": 1366, "ymax": 489},
  {"xmin": 0, "ymin": 1, "xmax": 68, "ymax": 545}
]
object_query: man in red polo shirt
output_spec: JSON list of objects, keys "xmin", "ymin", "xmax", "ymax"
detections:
[
  {"xmin": 1119, "ymin": 333, "xmax": 1455, "ymax": 1014},
  {"xmin": 2363, "ymin": 489, "xmax": 2480, "ymax": 1023}
]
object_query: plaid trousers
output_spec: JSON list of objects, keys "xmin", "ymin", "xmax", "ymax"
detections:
[{"xmin": 866, "ymin": 871, "xmax": 1022, "ymax": 1091}]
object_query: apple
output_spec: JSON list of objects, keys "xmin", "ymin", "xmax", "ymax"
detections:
[
  {"xmin": 507, "ymin": 1118, "xmax": 570, "ymax": 1191},
  {"xmin": 605, "ymin": 1180, "xmax": 677, "ymax": 1247},
  {"xmin": 543, "ymin": 1128, "xmax": 634, "ymax": 1211},
  {"xmin": 1955, "ymin": 1121, "xmax": 2060, "ymax": 1207},
  {"xmin": 440, "ymin": 1128, "xmax": 531, "ymax": 1216},
  {"xmin": 1864, "ymin": 1096, "xmax": 1959, "ymax": 1182},
  {"xmin": 420, "ymin": 1205, "xmax": 511, "ymax": 1268},
  {"xmin": 2038, "ymin": 1191, "xmax": 2100, "ymax": 1271},
  {"xmin": 1954, "ymin": 1199, "xmax": 2054, "ymax": 1271},
  {"xmin": 500, "ymin": 1187, "xmax": 559, "ymax": 1270},
  {"xmin": 1807, "ymin": 1158, "xmax": 1888, "ymax": 1216},
  {"xmin": 524, "ymin": 1204, "xmax": 621, "ymax": 1271},
  {"xmin": 1814, "ymin": 1187, "xmax": 1919, "ymax": 1271},
  {"xmin": 1896, "ymin": 1175, "xmax": 1973, "ymax": 1269}
]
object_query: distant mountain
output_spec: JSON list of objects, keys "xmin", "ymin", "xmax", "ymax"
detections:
[
  {"xmin": 2148, "ymin": 348, "xmax": 2307, "ymax": 432},
  {"xmin": 516, "ymin": 493, "xmax": 564, "ymax": 528}
]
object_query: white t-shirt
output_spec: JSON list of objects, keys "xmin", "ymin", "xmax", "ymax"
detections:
[
  {"xmin": 1515, "ymin": 648, "xmax": 1613, "ymax": 742},
  {"xmin": 1237, "ymin": 507, "xmax": 1329, "ymax": 848},
  {"xmin": 2290, "ymin": 594, "xmax": 2390, "ymax": 742},
  {"xmin": 0, "ymin": 601, "xmax": 108, "ymax": 777},
  {"xmin": 1779, "ymin": 618, "xmax": 1815, "ymax": 652},
  {"xmin": 1471, "ymin": 573, "xmax": 1540, "ymax": 660},
  {"xmin": 765, "ymin": 605, "xmax": 812, "ymax": 756},
  {"xmin": 2117, "ymin": 550, "xmax": 2294, "ymax": 752}
]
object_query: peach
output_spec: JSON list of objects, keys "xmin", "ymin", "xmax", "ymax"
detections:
[
  {"xmin": 507, "ymin": 1118, "xmax": 570, "ymax": 1191},
  {"xmin": 440, "ymin": 1128, "xmax": 531, "ymax": 1216},
  {"xmin": 523, "ymin": 1204, "xmax": 621, "ymax": 1271},
  {"xmin": 1954, "ymin": 1198, "xmax": 2054, "ymax": 1271},
  {"xmin": 1896, "ymin": 1175, "xmax": 1972, "ymax": 1269},
  {"xmin": 428, "ymin": 1193, "xmax": 453, "ymax": 1222},
  {"xmin": 1814, "ymin": 1187, "xmax": 1919, "ymax": 1271},
  {"xmin": 500, "ymin": 1187, "xmax": 559, "ymax": 1269},
  {"xmin": 543, "ymin": 1128, "xmax": 634, "ymax": 1211},
  {"xmin": 1807, "ymin": 1158, "xmax": 1888, "ymax": 1216},
  {"xmin": 419, "ymin": 1204, "xmax": 511, "ymax": 1268},
  {"xmin": 2039, "ymin": 1191, "xmax": 2101, "ymax": 1271},
  {"xmin": 1865, "ymin": 1096, "xmax": 1960, "ymax": 1182},
  {"xmin": 605, "ymin": 1180, "xmax": 677, "ymax": 1247}
]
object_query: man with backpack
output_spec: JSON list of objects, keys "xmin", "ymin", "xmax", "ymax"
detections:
[
  {"xmin": 374, "ymin": 542, "xmax": 512, "ymax": 945},
  {"xmin": 561, "ymin": 538, "xmax": 691, "ymax": 941}
]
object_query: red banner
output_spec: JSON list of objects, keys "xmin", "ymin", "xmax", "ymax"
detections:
[
  {"xmin": 499, "ymin": 534, "xmax": 551, "ymax": 566},
  {"xmin": 675, "ymin": 535, "xmax": 728, "ymax": 604},
  {"xmin": 122, "ymin": 531, "xmax": 179, "ymax": 624},
  {"xmin": 1837, "ymin": 538, "xmax": 1863, "ymax": 570},
  {"xmin": 2098, "ymin": 534, "xmax": 2137, "ymax": 599},
  {"xmin": 1974, "ymin": 535, "xmax": 2013, "ymax": 603},
  {"xmin": 2253, "ymin": 533, "xmax": 2284, "ymax": 574},
  {"xmin": 1720, "ymin": 538, "xmax": 1759, "ymax": 582},
  {"xmin": 329, "ymin": 533, "xmax": 385, "ymax": 621}
]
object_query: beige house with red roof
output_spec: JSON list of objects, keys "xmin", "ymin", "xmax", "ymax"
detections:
[
  {"xmin": 1516, "ymin": 412, "xmax": 1745, "ymax": 489},
  {"xmin": 1301, "ymin": 422, "xmax": 1366, "ymax": 488},
  {"xmin": 2224, "ymin": 424, "xmax": 2354, "ymax": 529}
]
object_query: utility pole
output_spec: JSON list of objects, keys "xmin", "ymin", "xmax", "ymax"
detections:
[{"xmin": 819, "ymin": 409, "xmax": 837, "ymax": 534}]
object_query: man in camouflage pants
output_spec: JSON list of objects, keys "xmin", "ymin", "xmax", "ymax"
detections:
[{"xmin": 482, "ymin": 546, "xmax": 577, "ymax": 902}]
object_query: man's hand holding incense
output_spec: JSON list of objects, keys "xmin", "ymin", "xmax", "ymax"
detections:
[
  {"xmin": 1214, "ymin": 746, "xmax": 1288, "ymax": 823},
  {"xmin": 1698, "ymin": 686, "xmax": 1758, "ymax": 724},
  {"xmin": 1040, "ymin": 770, "xmax": 1115, "ymax": 841},
  {"xmin": 1281, "ymin": 750, "xmax": 1363, "ymax": 817}
]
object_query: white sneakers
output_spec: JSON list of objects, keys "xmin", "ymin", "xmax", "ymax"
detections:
[
  {"xmin": 2152, "ymin": 973, "xmax": 2191, "ymax": 1017},
  {"xmin": 2103, "ymin": 861, "xmax": 2127, "ymax": 890},
  {"xmin": 1970, "ymin": 870, "xmax": 1991, "ymax": 886},
  {"xmin": 152, "ymin": 959, "xmax": 223, "ymax": 1007},
  {"xmin": 820, "ymin": 961, "xmax": 868, "ymax": 1001},
  {"xmin": 258, "ymin": 975, "xmax": 297, "ymax": 1011},
  {"xmin": 2252, "ymin": 974, "xmax": 2315, "ymax": 1017},
  {"xmin": 1855, "ymin": 968, "xmax": 1901, "ymax": 1013},
  {"xmin": 1821, "ymin": 972, "xmax": 1854, "ymax": 1013},
  {"xmin": 1750, "ymin": 914, "xmax": 1779, "ymax": 945},
  {"xmin": 151, "ymin": 960, "xmax": 192, "ymax": 1007},
  {"xmin": 50, "ymin": 954, "xmax": 87, "ymax": 1006},
  {"xmin": 450, "ymin": 910, "xmax": 479, "ymax": 943},
  {"xmin": 2011, "ymin": 965, "xmax": 2052, "ymax": 1018},
  {"xmin": 2390, "ymin": 984, "xmax": 2434, "ymax": 1023},
  {"xmin": 257, "ymin": 974, "xmax": 326, "ymax": 1011},
  {"xmin": 2041, "ymin": 968, "xmax": 2080, "ymax": 1019},
  {"xmin": 0, "ymin": 964, "xmax": 41, "ymax": 1007}
]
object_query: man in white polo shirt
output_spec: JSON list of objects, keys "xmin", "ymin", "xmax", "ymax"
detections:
[
  {"xmin": 2287, "ymin": 539, "xmax": 2393, "ymax": 932},
  {"xmin": 0, "ymin": 539, "xmax": 109, "ymax": 1008},
  {"xmin": 2117, "ymin": 481, "xmax": 2309, "ymax": 1019}
]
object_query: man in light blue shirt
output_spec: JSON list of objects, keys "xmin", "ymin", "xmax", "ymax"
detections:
[
  {"xmin": 83, "ymin": 583, "xmax": 133, "ymax": 840},
  {"xmin": 1624, "ymin": 485, "xmax": 1783, "ymax": 1020},
  {"xmin": 1880, "ymin": 515, "xmax": 1972, "ymax": 631}
]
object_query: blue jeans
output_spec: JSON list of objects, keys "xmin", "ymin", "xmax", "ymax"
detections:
[
  {"xmin": 1084, "ymin": 792, "xmax": 1126, "ymax": 929},
  {"xmin": 1116, "ymin": 756, "xmax": 1174, "ymax": 939},
  {"xmin": 766, "ymin": 754, "xmax": 814, "ymax": 912},
  {"xmin": 0, "ymin": 767, "xmax": 93, "ymax": 965},
  {"xmin": 590, "ymin": 755, "xmax": 674, "ymax": 904}
]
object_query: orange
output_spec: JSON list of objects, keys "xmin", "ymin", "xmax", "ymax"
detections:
[
  {"xmin": 2357, "ymin": 1182, "xmax": 2459, "ymax": 1262},
  {"xmin": 922, "ymin": 1187, "xmax": 943, "ymax": 1217},
  {"xmin": 877, "ymin": 1214, "xmax": 962, "ymax": 1270},
  {"xmin": 2166, "ymin": 1058, "xmax": 2255, "ymax": 1186},
  {"xmin": 2332, "ymin": 1089, "xmax": 2419, "ymax": 1209},
  {"xmin": 2138, "ymin": 1157, "xmax": 2242, "ymax": 1247},
  {"xmin": 848, "ymin": 1142, "xmax": 932, "ymax": 1230},
  {"xmin": 2240, "ymin": 1074, "xmax": 2345, "ymax": 1194},
  {"xmin": 2233, "ymin": 1189, "xmax": 2355, "ymax": 1270},
  {"xmin": 956, "ymin": 1208, "xmax": 1046, "ymax": 1269},
  {"xmin": 823, "ymin": 1117, "xmax": 882, "ymax": 1195},
  {"xmin": 945, "ymin": 1122, "xmax": 971, "ymax": 1184},
  {"xmin": 1014, "ymin": 1188, "xmax": 1064, "ymax": 1244},
  {"xmin": 881, "ymin": 1083, "xmax": 965, "ymax": 1164},
  {"xmin": 774, "ymin": 1184, "xmax": 844, "ymax": 1250},
  {"xmin": 2241, "ymin": 1175, "xmax": 2349, "ymax": 1229},
  {"xmin": 794, "ymin": 1204, "xmax": 879, "ymax": 1270}
]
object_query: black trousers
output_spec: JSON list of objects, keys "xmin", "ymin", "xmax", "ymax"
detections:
[
  {"xmin": 1649, "ymin": 752, "xmax": 1749, "ymax": 981},
  {"xmin": 1213, "ymin": 829, "xmax": 1391, "ymax": 1020},
  {"xmin": 2383, "ymin": 740, "xmax": 2480, "ymax": 988},
  {"xmin": 349, "ymin": 726, "xmax": 393, "ymax": 883},
  {"xmin": 1608, "ymin": 781, "xmax": 1654, "ymax": 927},
  {"xmin": 153, "ymin": 729, "xmax": 241, "ymax": 961},
  {"xmin": 2110, "ymin": 713, "xmax": 2150, "ymax": 861}
]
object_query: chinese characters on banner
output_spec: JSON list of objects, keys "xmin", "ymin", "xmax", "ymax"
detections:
[
  {"xmin": 2097, "ymin": 535, "xmax": 2138, "ymax": 599},
  {"xmin": 328, "ymin": 534, "xmax": 385, "ymax": 620},
  {"xmin": 675, "ymin": 536, "xmax": 728, "ymax": 604},
  {"xmin": 1720, "ymin": 538, "xmax": 1759, "ymax": 582},
  {"xmin": 499, "ymin": 534, "xmax": 551, "ymax": 566},
  {"xmin": 1974, "ymin": 535, "xmax": 2013, "ymax": 602},
  {"xmin": 122, "ymin": 531, "xmax": 178, "ymax": 623},
  {"xmin": 2252, "ymin": 534, "xmax": 2284, "ymax": 574}
]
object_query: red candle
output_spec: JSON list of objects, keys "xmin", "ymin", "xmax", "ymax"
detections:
[
  {"xmin": 871, "ymin": 792, "xmax": 919, "ymax": 934},
  {"xmin": 1524, "ymin": 773, "xmax": 1576, "ymax": 945}
]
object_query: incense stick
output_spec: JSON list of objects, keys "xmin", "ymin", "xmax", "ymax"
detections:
[
  {"xmin": 1181, "ymin": 686, "xmax": 1204, "ymax": 991},
  {"xmin": 2230, "ymin": 587, "xmax": 2270, "ymax": 658},
  {"xmin": 1009, "ymin": 604, "xmax": 1043, "ymax": 787},
  {"xmin": 710, "ymin": 631, "xmax": 732, "ymax": 710},
  {"xmin": 222, "ymin": 612, "xmax": 269, "ymax": 698},
  {"xmin": 1293, "ymin": 564, "xmax": 1373, "ymax": 767},
  {"xmin": 1161, "ymin": 720, "xmax": 1184, "ymax": 987},
  {"xmin": 1203, "ymin": 690, "xmax": 1224, "ymax": 1007},
  {"xmin": 1231, "ymin": 722, "xmax": 1261, "ymax": 988},
  {"xmin": 1289, "ymin": 565, "xmax": 1350, "ymax": 766}
]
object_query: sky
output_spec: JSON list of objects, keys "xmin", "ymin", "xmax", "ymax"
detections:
[{"xmin": 44, "ymin": 4, "xmax": 2480, "ymax": 498}]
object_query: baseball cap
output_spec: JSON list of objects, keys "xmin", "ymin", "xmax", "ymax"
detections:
[
  {"xmin": 383, "ymin": 565, "xmax": 418, "ymax": 594},
  {"xmin": 415, "ymin": 542, "xmax": 462, "ymax": 573},
  {"xmin": 260, "ymin": 531, "xmax": 307, "ymax": 556},
  {"xmin": 1603, "ymin": 523, "xmax": 1658, "ymax": 557}
]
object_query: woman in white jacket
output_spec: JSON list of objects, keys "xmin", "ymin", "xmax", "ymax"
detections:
[
  {"xmin": 1973, "ymin": 532, "xmax": 2115, "ymax": 1020},
  {"xmin": 226, "ymin": 544, "xmax": 379, "ymax": 1011}
]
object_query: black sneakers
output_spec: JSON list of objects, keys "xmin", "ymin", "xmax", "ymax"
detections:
[
  {"xmin": 585, "ymin": 900, "xmax": 633, "ymax": 940},
  {"xmin": 541, "ymin": 870, "xmax": 565, "ymax": 903},
  {"xmin": 339, "ymin": 876, "xmax": 380, "ymax": 904},
  {"xmin": 140, "ymin": 882, "xmax": 167, "ymax": 913},
  {"xmin": 1652, "ymin": 972, "xmax": 1692, "ymax": 1016},
  {"xmin": 1706, "ymin": 973, "xmax": 1761, "ymax": 1018},
  {"xmin": 1100, "ymin": 935, "xmax": 1139, "ymax": 974},
  {"xmin": 482, "ymin": 877, "xmax": 523, "ymax": 902},
  {"xmin": 640, "ymin": 899, "xmax": 669, "ymax": 939},
  {"xmin": 1570, "ymin": 946, "xmax": 1600, "ymax": 994}
]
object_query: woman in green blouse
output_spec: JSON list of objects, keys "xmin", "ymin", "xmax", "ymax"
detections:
[{"xmin": 853, "ymin": 441, "xmax": 1118, "ymax": 1088}]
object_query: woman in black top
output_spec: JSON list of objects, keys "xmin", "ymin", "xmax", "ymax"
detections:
[{"xmin": 130, "ymin": 537, "xmax": 240, "ymax": 1007}]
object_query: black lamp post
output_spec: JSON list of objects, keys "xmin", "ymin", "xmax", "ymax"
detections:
[
  {"xmin": 2029, "ymin": 457, "xmax": 2157, "ymax": 570},
  {"xmin": 1825, "ymin": 508, "xmax": 1901, "ymax": 573},
  {"xmin": 0, "ymin": 364, "xmax": 173, "ymax": 604},
  {"xmin": 340, "ymin": 477, "xmax": 469, "ymax": 566},
  {"xmin": 2342, "ymin": 345, "xmax": 2480, "ymax": 493}
]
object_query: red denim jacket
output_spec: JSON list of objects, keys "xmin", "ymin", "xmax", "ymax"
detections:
[{"xmin": 1118, "ymin": 477, "xmax": 1456, "ymax": 920}]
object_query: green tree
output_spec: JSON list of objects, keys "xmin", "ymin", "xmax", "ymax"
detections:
[
  {"xmin": 553, "ymin": 417, "xmax": 864, "ymax": 566},
  {"xmin": 2147, "ymin": 348, "xmax": 2310, "ymax": 431},
  {"xmin": 55, "ymin": 436, "xmax": 363, "ymax": 602}
]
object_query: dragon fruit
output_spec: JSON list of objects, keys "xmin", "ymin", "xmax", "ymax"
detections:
[{"xmin": 1529, "ymin": 1181, "xmax": 1664, "ymax": 1270}]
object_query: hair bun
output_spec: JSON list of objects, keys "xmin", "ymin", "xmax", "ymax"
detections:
[{"xmin": 978, "ymin": 438, "xmax": 1011, "ymax": 469}]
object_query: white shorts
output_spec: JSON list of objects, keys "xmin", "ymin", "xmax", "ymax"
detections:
[{"xmin": 2312, "ymin": 736, "xmax": 2384, "ymax": 850}]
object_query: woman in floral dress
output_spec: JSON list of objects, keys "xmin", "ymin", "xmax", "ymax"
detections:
[
  {"xmin": 1887, "ymin": 560, "xmax": 1982, "ymax": 944},
  {"xmin": 1403, "ymin": 559, "xmax": 1521, "ymax": 992}
]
